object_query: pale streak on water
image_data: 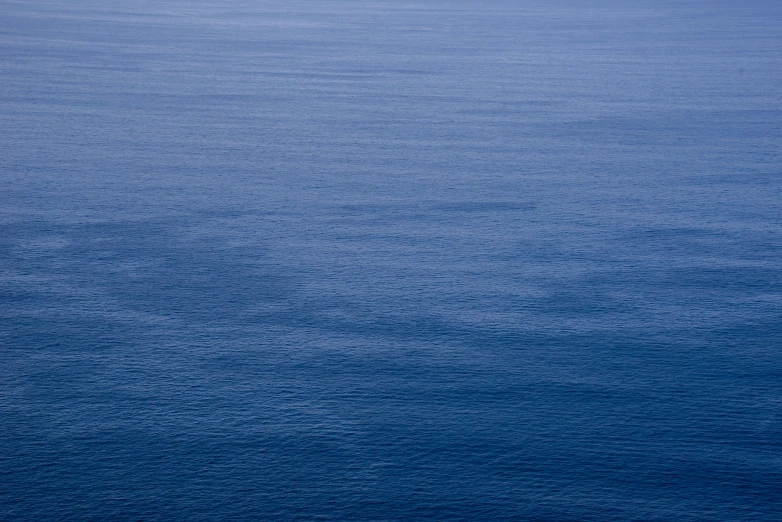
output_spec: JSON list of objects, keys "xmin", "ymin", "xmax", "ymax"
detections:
[{"xmin": 1, "ymin": 0, "xmax": 781, "ymax": 520}]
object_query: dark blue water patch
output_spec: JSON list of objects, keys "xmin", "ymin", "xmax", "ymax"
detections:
[{"xmin": 1, "ymin": 219, "xmax": 295, "ymax": 323}]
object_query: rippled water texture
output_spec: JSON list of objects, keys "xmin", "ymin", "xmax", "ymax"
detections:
[{"xmin": 2, "ymin": 0, "xmax": 781, "ymax": 519}]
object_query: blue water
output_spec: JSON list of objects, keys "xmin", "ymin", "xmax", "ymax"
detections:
[{"xmin": 2, "ymin": 0, "xmax": 781, "ymax": 519}]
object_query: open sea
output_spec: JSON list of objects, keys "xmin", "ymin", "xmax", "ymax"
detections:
[{"xmin": 2, "ymin": 0, "xmax": 781, "ymax": 519}]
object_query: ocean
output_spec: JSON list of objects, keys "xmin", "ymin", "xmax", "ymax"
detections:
[{"xmin": 1, "ymin": 0, "xmax": 781, "ymax": 519}]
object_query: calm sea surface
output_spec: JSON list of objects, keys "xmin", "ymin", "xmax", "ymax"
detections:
[{"xmin": 2, "ymin": 0, "xmax": 781, "ymax": 519}]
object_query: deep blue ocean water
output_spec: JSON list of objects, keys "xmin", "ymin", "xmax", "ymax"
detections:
[{"xmin": 2, "ymin": 0, "xmax": 781, "ymax": 519}]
